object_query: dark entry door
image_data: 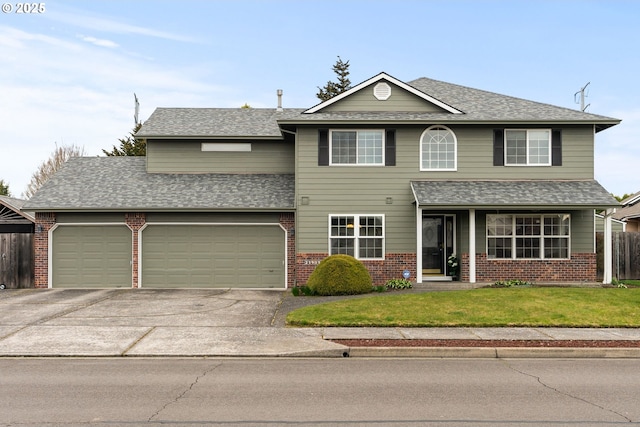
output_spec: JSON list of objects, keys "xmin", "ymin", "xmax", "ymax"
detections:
[{"xmin": 423, "ymin": 216, "xmax": 444, "ymax": 274}]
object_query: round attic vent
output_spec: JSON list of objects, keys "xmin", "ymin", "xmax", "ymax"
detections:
[{"xmin": 373, "ymin": 82, "xmax": 391, "ymax": 100}]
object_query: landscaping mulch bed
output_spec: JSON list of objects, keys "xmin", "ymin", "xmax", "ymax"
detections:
[{"xmin": 331, "ymin": 339, "xmax": 640, "ymax": 348}]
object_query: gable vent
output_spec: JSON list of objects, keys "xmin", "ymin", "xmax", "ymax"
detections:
[{"xmin": 373, "ymin": 82, "xmax": 391, "ymax": 100}]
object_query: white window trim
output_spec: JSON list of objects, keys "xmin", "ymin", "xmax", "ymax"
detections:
[
  {"xmin": 504, "ymin": 129, "xmax": 552, "ymax": 166},
  {"xmin": 486, "ymin": 214, "xmax": 571, "ymax": 260},
  {"xmin": 419, "ymin": 125, "xmax": 457, "ymax": 171},
  {"xmin": 328, "ymin": 214, "xmax": 385, "ymax": 260},
  {"xmin": 329, "ymin": 129, "xmax": 385, "ymax": 166}
]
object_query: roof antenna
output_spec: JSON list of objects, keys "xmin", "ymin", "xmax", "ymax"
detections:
[
  {"xmin": 574, "ymin": 82, "xmax": 590, "ymax": 112},
  {"xmin": 134, "ymin": 93, "xmax": 140, "ymax": 125}
]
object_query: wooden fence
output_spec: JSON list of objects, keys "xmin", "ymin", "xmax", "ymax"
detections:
[
  {"xmin": 0, "ymin": 233, "xmax": 34, "ymax": 288},
  {"xmin": 597, "ymin": 232, "xmax": 640, "ymax": 281}
]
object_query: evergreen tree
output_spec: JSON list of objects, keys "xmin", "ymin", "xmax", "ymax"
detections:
[
  {"xmin": 316, "ymin": 56, "xmax": 351, "ymax": 101},
  {"xmin": 103, "ymin": 123, "xmax": 145, "ymax": 156},
  {"xmin": 0, "ymin": 179, "xmax": 10, "ymax": 196}
]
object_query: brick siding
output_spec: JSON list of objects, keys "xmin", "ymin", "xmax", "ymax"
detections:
[
  {"xmin": 460, "ymin": 252, "xmax": 597, "ymax": 283},
  {"xmin": 125, "ymin": 213, "xmax": 146, "ymax": 288},
  {"xmin": 296, "ymin": 253, "xmax": 417, "ymax": 286},
  {"xmin": 33, "ymin": 212, "xmax": 55, "ymax": 288}
]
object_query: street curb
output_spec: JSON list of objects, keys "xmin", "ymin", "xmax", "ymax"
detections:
[{"xmin": 346, "ymin": 346, "xmax": 640, "ymax": 358}]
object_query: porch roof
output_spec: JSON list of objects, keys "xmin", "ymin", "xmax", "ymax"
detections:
[{"xmin": 410, "ymin": 180, "xmax": 620, "ymax": 209}]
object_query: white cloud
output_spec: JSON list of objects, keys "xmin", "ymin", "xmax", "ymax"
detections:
[
  {"xmin": 46, "ymin": 8, "xmax": 200, "ymax": 43},
  {"xmin": 79, "ymin": 35, "xmax": 119, "ymax": 48}
]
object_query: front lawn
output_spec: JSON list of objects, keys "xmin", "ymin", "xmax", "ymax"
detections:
[{"xmin": 285, "ymin": 287, "xmax": 640, "ymax": 327}]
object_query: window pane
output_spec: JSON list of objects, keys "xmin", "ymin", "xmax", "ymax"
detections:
[
  {"xmin": 516, "ymin": 237, "xmax": 540, "ymax": 258},
  {"xmin": 544, "ymin": 215, "xmax": 570, "ymax": 236},
  {"xmin": 544, "ymin": 237, "xmax": 568, "ymax": 258},
  {"xmin": 331, "ymin": 216, "xmax": 354, "ymax": 237},
  {"xmin": 505, "ymin": 130, "xmax": 527, "ymax": 164},
  {"xmin": 359, "ymin": 238, "xmax": 383, "ymax": 258},
  {"xmin": 528, "ymin": 130, "xmax": 550, "ymax": 164},
  {"xmin": 357, "ymin": 131, "xmax": 383, "ymax": 164},
  {"xmin": 487, "ymin": 215, "xmax": 512, "ymax": 236},
  {"xmin": 359, "ymin": 215, "xmax": 383, "ymax": 236},
  {"xmin": 488, "ymin": 237, "xmax": 512, "ymax": 258},
  {"xmin": 331, "ymin": 131, "xmax": 356, "ymax": 164},
  {"xmin": 515, "ymin": 216, "xmax": 541, "ymax": 236},
  {"xmin": 331, "ymin": 238, "xmax": 354, "ymax": 256}
]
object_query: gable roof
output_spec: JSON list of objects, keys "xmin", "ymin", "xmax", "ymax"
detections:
[
  {"xmin": 24, "ymin": 158, "xmax": 295, "ymax": 212},
  {"xmin": 411, "ymin": 180, "xmax": 620, "ymax": 209},
  {"xmin": 304, "ymin": 72, "xmax": 464, "ymax": 114},
  {"xmin": 136, "ymin": 73, "xmax": 619, "ymax": 139},
  {"xmin": 280, "ymin": 75, "xmax": 619, "ymax": 131},
  {"xmin": 0, "ymin": 195, "xmax": 35, "ymax": 223}
]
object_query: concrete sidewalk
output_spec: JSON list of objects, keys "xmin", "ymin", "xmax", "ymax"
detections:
[{"xmin": 1, "ymin": 288, "xmax": 639, "ymax": 358}]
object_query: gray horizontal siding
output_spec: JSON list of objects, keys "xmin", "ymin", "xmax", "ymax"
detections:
[
  {"xmin": 296, "ymin": 124, "xmax": 596, "ymax": 254},
  {"xmin": 147, "ymin": 140, "xmax": 294, "ymax": 174},
  {"xmin": 321, "ymin": 81, "xmax": 447, "ymax": 113}
]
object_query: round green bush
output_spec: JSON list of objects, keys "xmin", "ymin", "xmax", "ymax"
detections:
[{"xmin": 306, "ymin": 254, "xmax": 373, "ymax": 296}]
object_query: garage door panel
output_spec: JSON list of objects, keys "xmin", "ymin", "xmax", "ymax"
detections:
[
  {"xmin": 142, "ymin": 224, "xmax": 285, "ymax": 288},
  {"xmin": 53, "ymin": 225, "xmax": 132, "ymax": 288}
]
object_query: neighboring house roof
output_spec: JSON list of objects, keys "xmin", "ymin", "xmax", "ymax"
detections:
[
  {"xmin": 410, "ymin": 180, "xmax": 620, "ymax": 209},
  {"xmin": 24, "ymin": 158, "xmax": 295, "ymax": 212},
  {"xmin": 0, "ymin": 195, "xmax": 35, "ymax": 223},
  {"xmin": 613, "ymin": 190, "xmax": 640, "ymax": 221},
  {"xmin": 137, "ymin": 108, "xmax": 303, "ymax": 139}
]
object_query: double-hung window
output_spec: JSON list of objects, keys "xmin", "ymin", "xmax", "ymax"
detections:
[
  {"xmin": 329, "ymin": 215, "xmax": 384, "ymax": 260},
  {"xmin": 487, "ymin": 214, "xmax": 570, "ymax": 259},
  {"xmin": 505, "ymin": 129, "xmax": 551, "ymax": 166},
  {"xmin": 330, "ymin": 130, "xmax": 384, "ymax": 165}
]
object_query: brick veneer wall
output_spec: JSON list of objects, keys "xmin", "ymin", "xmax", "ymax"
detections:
[
  {"xmin": 460, "ymin": 252, "xmax": 597, "ymax": 283},
  {"xmin": 34, "ymin": 212, "xmax": 55, "ymax": 288},
  {"xmin": 279, "ymin": 213, "xmax": 296, "ymax": 288},
  {"xmin": 125, "ymin": 213, "xmax": 146, "ymax": 288},
  {"xmin": 296, "ymin": 253, "xmax": 417, "ymax": 286}
]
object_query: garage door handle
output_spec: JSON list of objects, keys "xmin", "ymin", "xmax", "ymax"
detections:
[{"xmin": 268, "ymin": 269, "xmax": 274, "ymax": 272}]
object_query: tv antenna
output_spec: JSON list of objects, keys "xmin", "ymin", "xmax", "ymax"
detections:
[
  {"xmin": 574, "ymin": 82, "xmax": 590, "ymax": 112},
  {"xmin": 134, "ymin": 93, "xmax": 140, "ymax": 125}
]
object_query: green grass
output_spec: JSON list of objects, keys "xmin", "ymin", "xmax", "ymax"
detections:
[{"xmin": 286, "ymin": 287, "xmax": 640, "ymax": 328}]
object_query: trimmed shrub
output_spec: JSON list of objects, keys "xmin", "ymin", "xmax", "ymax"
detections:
[{"xmin": 306, "ymin": 254, "xmax": 373, "ymax": 296}]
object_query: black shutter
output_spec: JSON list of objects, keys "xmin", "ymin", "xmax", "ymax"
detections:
[
  {"xmin": 318, "ymin": 129, "xmax": 329, "ymax": 166},
  {"xmin": 493, "ymin": 129, "xmax": 504, "ymax": 166},
  {"xmin": 551, "ymin": 129, "xmax": 562, "ymax": 166},
  {"xmin": 385, "ymin": 129, "xmax": 396, "ymax": 166}
]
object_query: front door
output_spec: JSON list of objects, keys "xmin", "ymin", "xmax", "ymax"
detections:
[{"xmin": 422, "ymin": 215, "xmax": 455, "ymax": 276}]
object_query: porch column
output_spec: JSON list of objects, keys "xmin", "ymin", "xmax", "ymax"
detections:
[
  {"xmin": 469, "ymin": 208, "xmax": 476, "ymax": 283},
  {"xmin": 603, "ymin": 208, "xmax": 614, "ymax": 284}
]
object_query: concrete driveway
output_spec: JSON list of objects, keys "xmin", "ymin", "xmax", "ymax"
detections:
[{"xmin": 0, "ymin": 288, "xmax": 346, "ymax": 357}]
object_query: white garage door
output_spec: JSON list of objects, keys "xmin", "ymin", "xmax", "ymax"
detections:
[{"xmin": 141, "ymin": 224, "xmax": 285, "ymax": 288}]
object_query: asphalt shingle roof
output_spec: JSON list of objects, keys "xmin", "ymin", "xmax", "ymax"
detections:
[
  {"xmin": 137, "ymin": 75, "xmax": 619, "ymax": 139},
  {"xmin": 24, "ymin": 157, "xmax": 295, "ymax": 211},
  {"xmin": 137, "ymin": 108, "xmax": 304, "ymax": 138},
  {"xmin": 411, "ymin": 180, "xmax": 620, "ymax": 208}
]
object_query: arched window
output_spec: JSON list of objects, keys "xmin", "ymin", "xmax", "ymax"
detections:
[{"xmin": 420, "ymin": 126, "xmax": 457, "ymax": 171}]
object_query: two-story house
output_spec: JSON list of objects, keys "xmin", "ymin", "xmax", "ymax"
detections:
[{"xmin": 25, "ymin": 72, "xmax": 621, "ymax": 289}]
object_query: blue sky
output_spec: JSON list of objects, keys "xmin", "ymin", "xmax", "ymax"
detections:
[{"xmin": 1, "ymin": 0, "xmax": 638, "ymax": 197}]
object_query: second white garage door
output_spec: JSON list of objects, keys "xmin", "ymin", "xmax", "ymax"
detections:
[{"xmin": 141, "ymin": 224, "xmax": 285, "ymax": 288}]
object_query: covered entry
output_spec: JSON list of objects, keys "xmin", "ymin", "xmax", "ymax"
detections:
[
  {"xmin": 51, "ymin": 225, "xmax": 132, "ymax": 288},
  {"xmin": 141, "ymin": 224, "xmax": 286, "ymax": 288}
]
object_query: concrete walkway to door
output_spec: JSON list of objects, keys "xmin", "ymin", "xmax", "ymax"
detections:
[{"xmin": 1, "ymin": 288, "xmax": 640, "ymax": 358}]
